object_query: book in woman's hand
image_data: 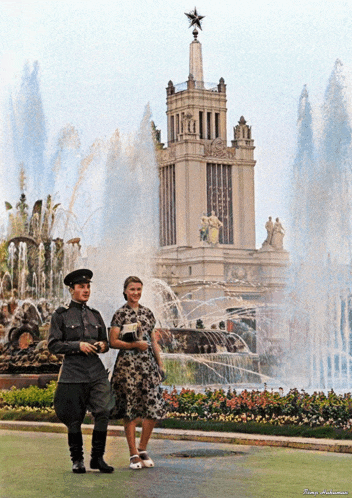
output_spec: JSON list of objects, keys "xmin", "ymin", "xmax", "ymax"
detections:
[{"xmin": 121, "ymin": 323, "xmax": 142, "ymax": 342}]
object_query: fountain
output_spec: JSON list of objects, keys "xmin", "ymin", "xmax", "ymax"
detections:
[
  {"xmin": 155, "ymin": 326, "xmax": 261, "ymax": 388},
  {"xmin": 283, "ymin": 59, "xmax": 352, "ymax": 391},
  {"xmin": 0, "ymin": 61, "xmax": 268, "ymax": 390},
  {"xmin": 0, "ymin": 190, "xmax": 80, "ymax": 387},
  {"xmin": 1, "ymin": 41, "xmax": 351, "ymax": 393},
  {"xmin": 150, "ymin": 278, "xmax": 268, "ymax": 388}
]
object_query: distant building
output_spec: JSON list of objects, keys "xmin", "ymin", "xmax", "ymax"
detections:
[{"xmin": 155, "ymin": 27, "xmax": 288, "ymax": 343}]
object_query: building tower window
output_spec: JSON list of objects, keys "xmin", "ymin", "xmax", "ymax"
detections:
[
  {"xmin": 206, "ymin": 163, "xmax": 233, "ymax": 244},
  {"xmin": 199, "ymin": 111, "xmax": 203, "ymax": 139},
  {"xmin": 160, "ymin": 164, "xmax": 176, "ymax": 246},
  {"xmin": 207, "ymin": 112, "xmax": 211, "ymax": 139},
  {"xmin": 215, "ymin": 113, "xmax": 220, "ymax": 138},
  {"xmin": 170, "ymin": 116, "xmax": 175, "ymax": 143}
]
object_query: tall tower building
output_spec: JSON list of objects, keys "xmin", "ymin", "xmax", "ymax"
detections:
[{"xmin": 156, "ymin": 12, "xmax": 288, "ymax": 331}]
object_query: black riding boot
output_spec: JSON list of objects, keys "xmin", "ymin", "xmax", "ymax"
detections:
[
  {"xmin": 90, "ymin": 430, "xmax": 114, "ymax": 473},
  {"xmin": 68, "ymin": 432, "xmax": 86, "ymax": 473}
]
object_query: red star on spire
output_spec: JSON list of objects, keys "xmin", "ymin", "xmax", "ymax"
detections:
[{"xmin": 185, "ymin": 7, "xmax": 205, "ymax": 30}]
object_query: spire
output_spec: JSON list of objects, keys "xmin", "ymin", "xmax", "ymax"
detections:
[
  {"xmin": 185, "ymin": 7, "xmax": 205, "ymax": 87},
  {"xmin": 189, "ymin": 37, "xmax": 204, "ymax": 85}
]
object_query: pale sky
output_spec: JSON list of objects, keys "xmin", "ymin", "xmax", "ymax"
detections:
[{"xmin": 0, "ymin": 0, "xmax": 351, "ymax": 246}]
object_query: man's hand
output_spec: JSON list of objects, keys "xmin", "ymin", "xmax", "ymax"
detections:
[{"xmin": 80, "ymin": 342, "xmax": 98, "ymax": 355}]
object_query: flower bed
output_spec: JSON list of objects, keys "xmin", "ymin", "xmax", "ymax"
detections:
[
  {"xmin": 163, "ymin": 387, "xmax": 352, "ymax": 430},
  {"xmin": 1, "ymin": 382, "xmax": 352, "ymax": 434}
]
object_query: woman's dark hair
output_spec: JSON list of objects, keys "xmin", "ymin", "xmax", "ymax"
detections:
[{"xmin": 123, "ymin": 276, "xmax": 143, "ymax": 300}]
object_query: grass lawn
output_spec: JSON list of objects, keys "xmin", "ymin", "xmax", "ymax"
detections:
[{"xmin": 0, "ymin": 429, "xmax": 351, "ymax": 498}]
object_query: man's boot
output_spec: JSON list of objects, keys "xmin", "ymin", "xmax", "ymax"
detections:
[
  {"xmin": 68, "ymin": 432, "xmax": 86, "ymax": 473},
  {"xmin": 90, "ymin": 430, "xmax": 114, "ymax": 473}
]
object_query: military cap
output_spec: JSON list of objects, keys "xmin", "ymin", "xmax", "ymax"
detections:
[{"xmin": 64, "ymin": 268, "xmax": 93, "ymax": 287}]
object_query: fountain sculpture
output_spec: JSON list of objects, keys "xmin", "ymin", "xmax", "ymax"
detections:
[{"xmin": 0, "ymin": 190, "xmax": 80, "ymax": 385}]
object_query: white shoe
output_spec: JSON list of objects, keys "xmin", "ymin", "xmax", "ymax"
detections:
[
  {"xmin": 138, "ymin": 450, "xmax": 154, "ymax": 468},
  {"xmin": 129, "ymin": 455, "xmax": 143, "ymax": 470}
]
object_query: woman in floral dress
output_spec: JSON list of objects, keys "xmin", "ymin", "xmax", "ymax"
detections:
[{"xmin": 109, "ymin": 276, "xmax": 166, "ymax": 469}]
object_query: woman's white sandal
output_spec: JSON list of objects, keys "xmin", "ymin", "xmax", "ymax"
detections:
[
  {"xmin": 138, "ymin": 450, "xmax": 154, "ymax": 468},
  {"xmin": 129, "ymin": 455, "xmax": 143, "ymax": 470}
]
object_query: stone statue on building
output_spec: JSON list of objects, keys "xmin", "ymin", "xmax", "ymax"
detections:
[
  {"xmin": 199, "ymin": 211, "xmax": 223, "ymax": 244},
  {"xmin": 271, "ymin": 217, "xmax": 285, "ymax": 250},
  {"xmin": 264, "ymin": 216, "xmax": 273, "ymax": 245},
  {"xmin": 182, "ymin": 113, "xmax": 196, "ymax": 135},
  {"xmin": 199, "ymin": 214, "xmax": 209, "ymax": 241},
  {"xmin": 207, "ymin": 211, "xmax": 223, "ymax": 245},
  {"xmin": 261, "ymin": 216, "xmax": 285, "ymax": 250}
]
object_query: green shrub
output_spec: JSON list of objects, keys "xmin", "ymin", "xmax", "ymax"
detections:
[
  {"xmin": 0, "ymin": 381, "xmax": 56, "ymax": 409},
  {"xmin": 162, "ymin": 358, "xmax": 196, "ymax": 386}
]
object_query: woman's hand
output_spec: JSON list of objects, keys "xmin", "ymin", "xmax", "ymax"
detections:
[
  {"xmin": 134, "ymin": 340, "xmax": 149, "ymax": 351},
  {"xmin": 158, "ymin": 367, "xmax": 167, "ymax": 382},
  {"xmin": 110, "ymin": 326, "xmax": 148, "ymax": 351}
]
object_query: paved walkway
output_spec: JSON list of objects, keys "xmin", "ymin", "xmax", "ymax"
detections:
[{"xmin": 1, "ymin": 420, "xmax": 352, "ymax": 453}]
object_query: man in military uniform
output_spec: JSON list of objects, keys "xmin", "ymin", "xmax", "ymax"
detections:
[{"xmin": 48, "ymin": 269, "xmax": 114, "ymax": 474}]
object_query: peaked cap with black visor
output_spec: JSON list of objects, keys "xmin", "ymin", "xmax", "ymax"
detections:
[{"xmin": 64, "ymin": 269, "xmax": 93, "ymax": 288}]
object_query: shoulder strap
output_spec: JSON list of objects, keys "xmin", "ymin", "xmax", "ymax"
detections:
[
  {"xmin": 88, "ymin": 306, "xmax": 102, "ymax": 317},
  {"xmin": 56, "ymin": 306, "xmax": 69, "ymax": 315}
]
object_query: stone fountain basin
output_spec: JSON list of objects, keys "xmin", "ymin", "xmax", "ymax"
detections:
[
  {"xmin": 0, "ymin": 340, "xmax": 62, "ymax": 389},
  {"xmin": 0, "ymin": 373, "xmax": 58, "ymax": 390}
]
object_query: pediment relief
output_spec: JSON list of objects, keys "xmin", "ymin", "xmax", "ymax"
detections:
[
  {"xmin": 225, "ymin": 264, "xmax": 260, "ymax": 286},
  {"xmin": 204, "ymin": 138, "xmax": 235, "ymax": 159}
]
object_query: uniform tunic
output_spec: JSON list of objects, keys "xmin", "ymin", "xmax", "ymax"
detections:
[
  {"xmin": 48, "ymin": 300, "xmax": 114, "ymax": 431},
  {"xmin": 110, "ymin": 303, "xmax": 166, "ymax": 420},
  {"xmin": 48, "ymin": 300, "xmax": 108, "ymax": 383}
]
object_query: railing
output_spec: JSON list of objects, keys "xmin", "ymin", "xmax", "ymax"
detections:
[{"xmin": 174, "ymin": 81, "xmax": 218, "ymax": 93}]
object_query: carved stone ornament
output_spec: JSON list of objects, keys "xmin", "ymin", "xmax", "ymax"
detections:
[
  {"xmin": 204, "ymin": 138, "xmax": 235, "ymax": 159},
  {"xmin": 161, "ymin": 146, "xmax": 176, "ymax": 162},
  {"xmin": 225, "ymin": 265, "xmax": 259, "ymax": 286},
  {"xmin": 228, "ymin": 266, "xmax": 247, "ymax": 280},
  {"xmin": 182, "ymin": 113, "xmax": 196, "ymax": 135}
]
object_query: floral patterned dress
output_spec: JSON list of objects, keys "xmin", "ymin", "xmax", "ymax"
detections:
[{"xmin": 110, "ymin": 303, "xmax": 166, "ymax": 420}]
